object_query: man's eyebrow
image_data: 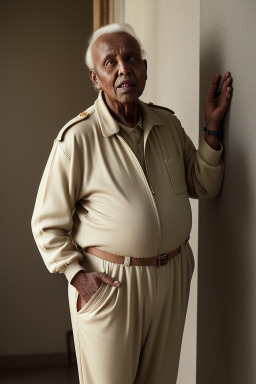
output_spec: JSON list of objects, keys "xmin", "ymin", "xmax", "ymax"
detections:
[
  {"xmin": 101, "ymin": 52, "xmax": 115, "ymax": 62},
  {"xmin": 101, "ymin": 49, "xmax": 141, "ymax": 62},
  {"xmin": 125, "ymin": 50, "xmax": 140, "ymax": 55}
]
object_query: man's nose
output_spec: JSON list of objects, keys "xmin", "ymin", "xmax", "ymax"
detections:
[{"xmin": 118, "ymin": 60, "xmax": 131, "ymax": 76}]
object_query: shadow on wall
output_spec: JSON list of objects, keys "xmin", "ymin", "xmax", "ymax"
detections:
[
  {"xmin": 0, "ymin": 0, "xmax": 94, "ymax": 360},
  {"xmin": 197, "ymin": 42, "xmax": 256, "ymax": 384}
]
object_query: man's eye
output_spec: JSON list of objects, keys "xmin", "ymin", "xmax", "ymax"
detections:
[
  {"xmin": 106, "ymin": 60, "xmax": 114, "ymax": 66},
  {"xmin": 127, "ymin": 56, "xmax": 136, "ymax": 62}
]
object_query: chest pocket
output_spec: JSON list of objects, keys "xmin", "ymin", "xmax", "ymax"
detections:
[{"xmin": 164, "ymin": 156, "xmax": 187, "ymax": 195}]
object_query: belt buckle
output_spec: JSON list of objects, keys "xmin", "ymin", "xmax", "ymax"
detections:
[{"xmin": 156, "ymin": 254, "xmax": 168, "ymax": 267}]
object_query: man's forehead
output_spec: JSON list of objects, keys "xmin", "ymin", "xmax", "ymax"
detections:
[{"xmin": 92, "ymin": 32, "xmax": 141, "ymax": 55}]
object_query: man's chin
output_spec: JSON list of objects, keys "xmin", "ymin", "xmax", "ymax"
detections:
[
  {"xmin": 116, "ymin": 90, "xmax": 142, "ymax": 104},
  {"xmin": 103, "ymin": 89, "xmax": 143, "ymax": 109}
]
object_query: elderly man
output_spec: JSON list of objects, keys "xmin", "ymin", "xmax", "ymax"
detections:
[{"xmin": 32, "ymin": 23, "xmax": 232, "ymax": 384}]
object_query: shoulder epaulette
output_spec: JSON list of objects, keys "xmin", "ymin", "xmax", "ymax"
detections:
[
  {"xmin": 147, "ymin": 102, "xmax": 175, "ymax": 115},
  {"xmin": 55, "ymin": 107, "xmax": 93, "ymax": 142}
]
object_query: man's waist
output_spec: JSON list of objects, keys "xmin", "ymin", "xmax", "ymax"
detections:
[{"xmin": 85, "ymin": 240, "xmax": 189, "ymax": 267}]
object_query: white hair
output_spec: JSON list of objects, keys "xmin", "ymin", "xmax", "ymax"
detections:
[{"xmin": 85, "ymin": 23, "xmax": 146, "ymax": 69}]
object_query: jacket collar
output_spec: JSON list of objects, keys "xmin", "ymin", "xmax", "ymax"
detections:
[{"xmin": 94, "ymin": 91, "xmax": 163, "ymax": 138}]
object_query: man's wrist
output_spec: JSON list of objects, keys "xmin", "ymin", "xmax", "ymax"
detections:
[
  {"xmin": 203, "ymin": 133, "xmax": 221, "ymax": 150},
  {"xmin": 71, "ymin": 270, "xmax": 87, "ymax": 287},
  {"xmin": 204, "ymin": 120, "xmax": 221, "ymax": 130},
  {"xmin": 203, "ymin": 127, "xmax": 223, "ymax": 138},
  {"xmin": 64, "ymin": 260, "xmax": 86, "ymax": 283},
  {"xmin": 203, "ymin": 124, "xmax": 222, "ymax": 150}
]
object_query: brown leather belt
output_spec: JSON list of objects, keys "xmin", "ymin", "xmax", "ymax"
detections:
[{"xmin": 86, "ymin": 246, "xmax": 181, "ymax": 267}]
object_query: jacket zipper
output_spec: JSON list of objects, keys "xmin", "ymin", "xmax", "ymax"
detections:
[{"xmin": 117, "ymin": 135, "xmax": 161, "ymax": 254}]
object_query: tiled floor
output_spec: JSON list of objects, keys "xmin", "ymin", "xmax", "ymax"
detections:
[{"xmin": 0, "ymin": 365, "xmax": 79, "ymax": 384}]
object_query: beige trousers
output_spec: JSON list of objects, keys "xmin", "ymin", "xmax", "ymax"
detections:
[{"xmin": 68, "ymin": 242, "xmax": 194, "ymax": 384}]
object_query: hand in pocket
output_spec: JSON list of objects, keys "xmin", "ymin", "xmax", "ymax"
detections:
[{"xmin": 71, "ymin": 271, "xmax": 121, "ymax": 311}]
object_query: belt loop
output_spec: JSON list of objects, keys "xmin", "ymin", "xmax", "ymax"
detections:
[{"xmin": 124, "ymin": 256, "xmax": 131, "ymax": 267}]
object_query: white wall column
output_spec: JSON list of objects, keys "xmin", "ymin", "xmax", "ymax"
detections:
[{"xmin": 114, "ymin": 2, "xmax": 199, "ymax": 383}]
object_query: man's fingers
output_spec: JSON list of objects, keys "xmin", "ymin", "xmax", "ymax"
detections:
[
  {"xmin": 97, "ymin": 272, "xmax": 121, "ymax": 287},
  {"xmin": 226, "ymin": 87, "xmax": 233, "ymax": 99},
  {"xmin": 209, "ymin": 72, "xmax": 232, "ymax": 100},
  {"xmin": 220, "ymin": 73, "xmax": 232, "ymax": 94},
  {"xmin": 208, "ymin": 73, "xmax": 221, "ymax": 98},
  {"xmin": 204, "ymin": 71, "xmax": 233, "ymax": 127},
  {"xmin": 221, "ymin": 71, "xmax": 230, "ymax": 82},
  {"xmin": 220, "ymin": 75, "xmax": 233, "ymax": 105}
]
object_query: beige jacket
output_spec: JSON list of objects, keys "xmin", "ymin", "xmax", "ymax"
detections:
[{"xmin": 32, "ymin": 92, "xmax": 223, "ymax": 282}]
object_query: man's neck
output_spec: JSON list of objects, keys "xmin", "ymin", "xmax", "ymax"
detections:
[{"xmin": 103, "ymin": 93, "xmax": 139, "ymax": 128}]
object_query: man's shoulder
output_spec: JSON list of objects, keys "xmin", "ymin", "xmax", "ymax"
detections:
[
  {"xmin": 140, "ymin": 100, "xmax": 178, "ymax": 125},
  {"xmin": 146, "ymin": 102, "xmax": 175, "ymax": 116},
  {"xmin": 141, "ymin": 100, "xmax": 183, "ymax": 137},
  {"xmin": 55, "ymin": 105, "xmax": 96, "ymax": 142}
]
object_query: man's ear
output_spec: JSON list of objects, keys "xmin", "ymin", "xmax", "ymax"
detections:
[
  {"xmin": 143, "ymin": 60, "xmax": 148, "ymax": 80},
  {"xmin": 89, "ymin": 69, "xmax": 102, "ymax": 90}
]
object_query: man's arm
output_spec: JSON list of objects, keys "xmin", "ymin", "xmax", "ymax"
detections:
[
  {"xmin": 31, "ymin": 139, "xmax": 85, "ymax": 281},
  {"xmin": 178, "ymin": 71, "xmax": 233, "ymax": 198},
  {"xmin": 32, "ymin": 136, "xmax": 120, "ymax": 307}
]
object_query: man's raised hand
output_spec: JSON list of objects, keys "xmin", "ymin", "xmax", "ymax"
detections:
[{"xmin": 204, "ymin": 71, "xmax": 233, "ymax": 130}]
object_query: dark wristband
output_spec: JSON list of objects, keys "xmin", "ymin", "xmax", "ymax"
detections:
[{"xmin": 203, "ymin": 127, "xmax": 223, "ymax": 138}]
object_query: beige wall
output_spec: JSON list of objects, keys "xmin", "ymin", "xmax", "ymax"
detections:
[
  {"xmin": 114, "ymin": 1, "xmax": 200, "ymax": 383},
  {"xmin": 4, "ymin": 2, "xmax": 253, "ymax": 381},
  {"xmin": 198, "ymin": 1, "xmax": 256, "ymax": 383},
  {"xmin": 0, "ymin": 0, "xmax": 94, "ymax": 355}
]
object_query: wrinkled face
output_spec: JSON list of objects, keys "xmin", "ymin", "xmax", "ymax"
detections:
[{"xmin": 89, "ymin": 32, "xmax": 147, "ymax": 108}]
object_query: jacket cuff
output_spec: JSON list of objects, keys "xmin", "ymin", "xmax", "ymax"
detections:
[
  {"xmin": 199, "ymin": 137, "xmax": 223, "ymax": 167},
  {"xmin": 64, "ymin": 260, "xmax": 86, "ymax": 283}
]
